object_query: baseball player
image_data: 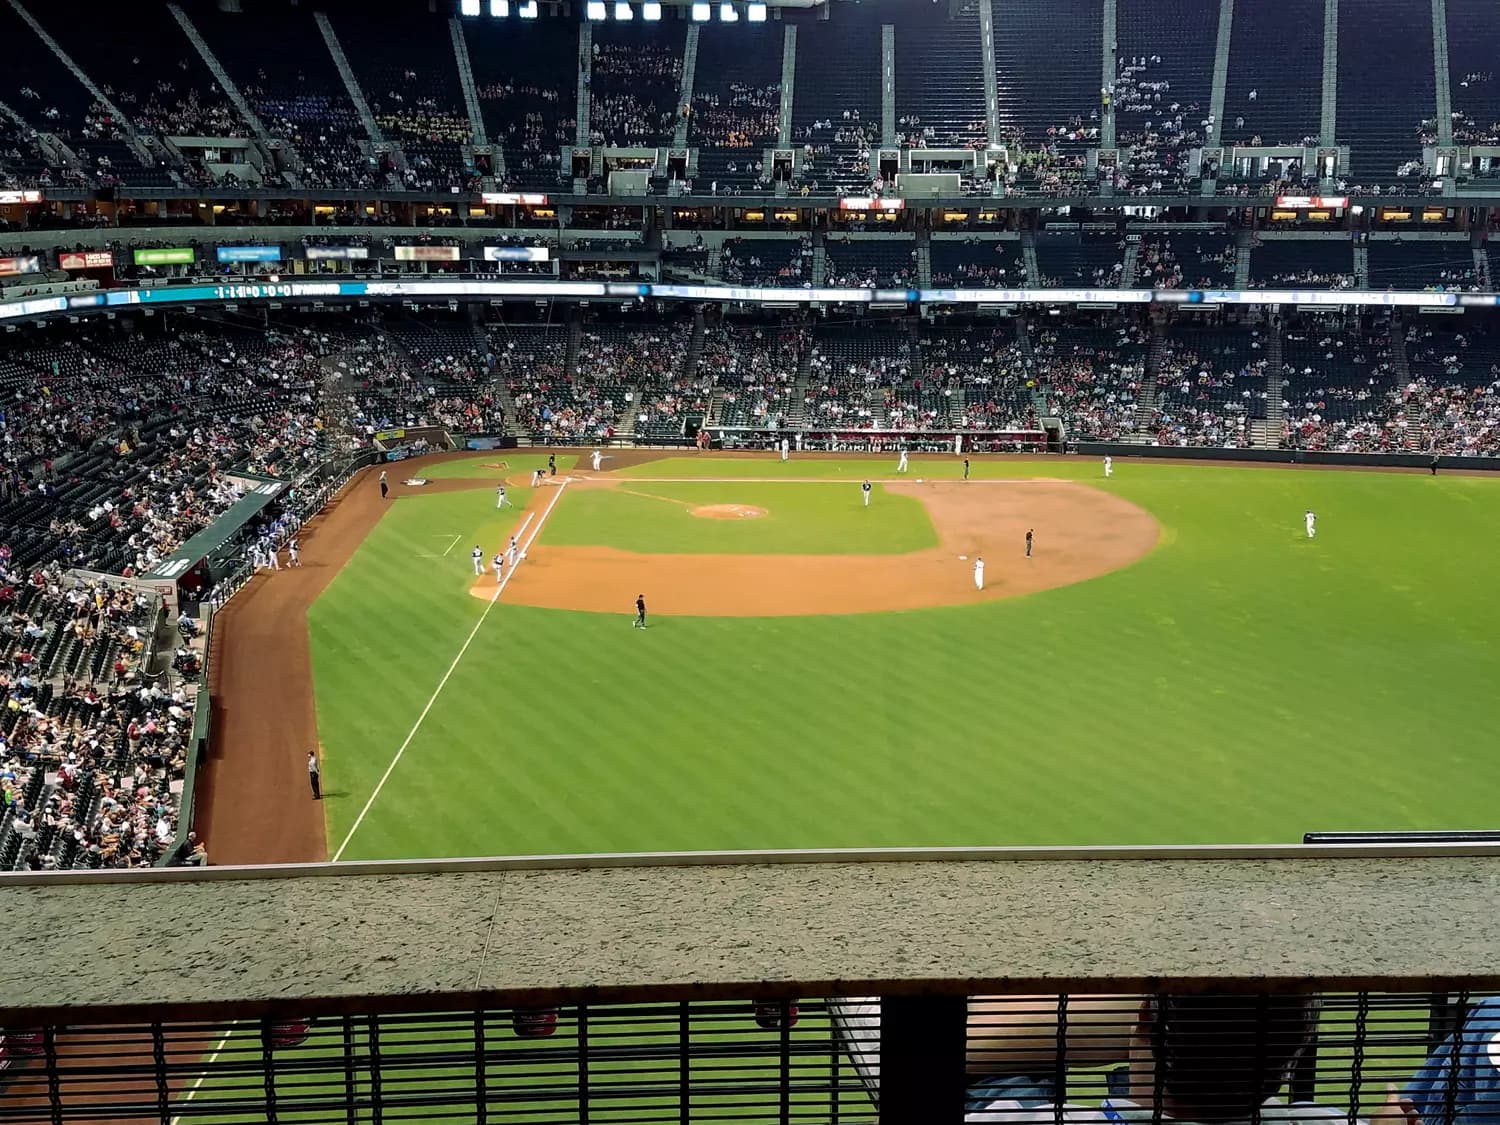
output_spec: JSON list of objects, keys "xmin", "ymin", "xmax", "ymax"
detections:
[
  {"xmin": 287, "ymin": 537, "xmax": 301, "ymax": 567},
  {"xmin": 973, "ymin": 555, "xmax": 985, "ymax": 590},
  {"xmin": 249, "ymin": 544, "xmax": 263, "ymax": 571},
  {"xmin": 896, "ymin": 447, "xmax": 909, "ymax": 473},
  {"xmin": 634, "ymin": 593, "xmax": 647, "ymax": 629},
  {"xmin": 531, "ymin": 468, "xmax": 544, "ymax": 487},
  {"xmin": 780, "ymin": 437, "xmax": 789, "ymax": 462},
  {"xmin": 954, "ymin": 433, "xmax": 963, "ymax": 455},
  {"xmin": 492, "ymin": 551, "xmax": 505, "ymax": 583},
  {"xmin": 1305, "ymin": 509, "xmax": 1317, "ymax": 539},
  {"xmin": 265, "ymin": 540, "xmax": 280, "ymax": 571},
  {"xmin": 1104, "ymin": 456, "xmax": 1113, "ymax": 478},
  {"xmin": 861, "ymin": 479, "xmax": 872, "ymax": 508},
  {"xmin": 963, "ymin": 457, "xmax": 971, "ymax": 481},
  {"xmin": 591, "ymin": 449, "xmax": 602, "ymax": 472},
  {"xmin": 507, "ymin": 535, "xmax": 519, "ymax": 567},
  {"xmin": 496, "ymin": 484, "xmax": 508, "ymax": 509},
  {"xmin": 379, "ymin": 470, "xmax": 388, "ymax": 499},
  {"xmin": 471, "ymin": 545, "xmax": 484, "ymax": 576},
  {"xmin": 1025, "ymin": 528, "xmax": 1034, "ymax": 558}
]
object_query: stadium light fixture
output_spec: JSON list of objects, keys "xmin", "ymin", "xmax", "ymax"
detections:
[
  {"xmin": 519, "ymin": 0, "xmax": 538, "ymax": 16},
  {"xmin": 691, "ymin": 2, "xmax": 711, "ymax": 19},
  {"xmin": 490, "ymin": 0, "xmax": 509, "ymax": 14},
  {"xmin": 615, "ymin": 1, "xmax": 632, "ymax": 17},
  {"xmin": 642, "ymin": 1, "xmax": 662, "ymax": 17},
  {"xmin": 460, "ymin": 0, "xmax": 481, "ymax": 14},
  {"xmin": 587, "ymin": 0, "xmax": 607, "ymax": 16},
  {"xmin": 720, "ymin": 1, "xmax": 738, "ymax": 19},
  {"xmin": 747, "ymin": 2, "xmax": 767, "ymax": 19}
]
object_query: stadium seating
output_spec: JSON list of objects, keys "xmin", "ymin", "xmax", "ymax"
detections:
[
  {"xmin": 1446, "ymin": 0, "xmax": 1500, "ymax": 151},
  {"xmin": 589, "ymin": 24, "xmax": 685, "ymax": 148},
  {"xmin": 466, "ymin": 18, "xmax": 575, "ymax": 190},
  {"xmin": 894, "ymin": 6, "xmax": 986, "ymax": 149},
  {"xmin": 992, "ymin": 0, "xmax": 1101, "ymax": 154},
  {"xmin": 922, "ymin": 326, "xmax": 1033, "ymax": 431},
  {"xmin": 1222, "ymin": 0, "xmax": 1322, "ymax": 149},
  {"xmin": 1114, "ymin": 0, "xmax": 1219, "ymax": 194},
  {"xmin": 1282, "ymin": 319, "xmax": 1403, "ymax": 452},
  {"xmin": 1404, "ymin": 326, "xmax": 1500, "ymax": 455},
  {"xmin": 1152, "ymin": 325, "xmax": 1268, "ymax": 447},
  {"xmin": 1135, "ymin": 232, "xmax": 1237, "ymax": 290},
  {"xmin": 1034, "ymin": 231, "xmax": 1124, "ymax": 287},
  {"xmin": 1248, "ymin": 239, "xmax": 1355, "ymax": 289},
  {"xmin": 805, "ymin": 325, "xmax": 915, "ymax": 429},
  {"xmin": 1367, "ymin": 240, "xmax": 1485, "ymax": 292},
  {"xmin": 707, "ymin": 324, "xmax": 807, "ymax": 429},
  {"xmin": 721, "ymin": 237, "xmax": 813, "ymax": 286},
  {"xmin": 1335, "ymin": 0, "xmax": 1434, "ymax": 187},
  {"xmin": 929, "ymin": 238, "xmax": 1026, "ymax": 287},
  {"xmin": 690, "ymin": 25, "xmax": 781, "ymax": 193},
  {"xmin": 331, "ymin": 11, "xmax": 474, "ymax": 191},
  {"xmin": 1033, "ymin": 319, "xmax": 1146, "ymax": 440},
  {"xmin": 788, "ymin": 16, "xmax": 879, "ymax": 193},
  {"xmin": 822, "ymin": 237, "xmax": 917, "ymax": 288}
]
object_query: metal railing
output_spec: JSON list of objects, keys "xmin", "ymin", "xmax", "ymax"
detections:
[{"xmin": 0, "ymin": 991, "xmax": 1494, "ymax": 1124}]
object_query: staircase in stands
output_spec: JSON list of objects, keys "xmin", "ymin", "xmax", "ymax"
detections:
[
  {"xmin": 1254, "ymin": 316, "xmax": 1285, "ymax": 448},
  {"xmin": 1132, "ymin": 322, "xmax": 1168, "ymax": 441},
  {"xmin": 1390, "ymin": 312, "xmax": 1421, "ymax": 449}
]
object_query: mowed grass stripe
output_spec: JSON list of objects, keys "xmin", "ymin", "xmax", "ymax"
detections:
[{"xmin": 315, "ymin": 464, "xmax": 1500, "ymax": 859}]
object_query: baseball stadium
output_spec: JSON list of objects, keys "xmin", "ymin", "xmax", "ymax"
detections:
[{"xmin": 1, "ymin": 0, "xmax": 1499, "ymax": 1121}]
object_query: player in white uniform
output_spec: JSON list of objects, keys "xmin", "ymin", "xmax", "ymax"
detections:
[
  {"xmin": 507, "ymin": 536, "xmax": 519, "ymax": 566},
  {"xmin": 973, "ymin": 556, "xmax": 985, "ymax": 590},
  {"xmin": 471, "ymin": 545, "xmax": 484, "ymax": 575},
  {"xmin": 591, "ymin": 449, "xmax": 602, "ymax": 472},
  {"xmin": 531, "ymin": 468, "xmax": 544, "ymax": 486},
  {"xmin": 287, "ymin": 538, "xmax": 300, "ymax": 567},
  {"xmin": 861, "ymin": 479, "xmax": 872, "ymax": 507},
  {"xmin": 1305, "ymin": 509, "xmax": 1316, "ymax": 539},
  {"xmin": 266, "ymin": 541, "xmax": 280, "ymax": 571},
  {"xmin": 780, "ymin": 437, "xmax": 789, "ymax": 462},
  {"xmin": 250, "ymin": 545, "xmax": 263, "ymax": 571},
  {"xmin": 1104, "ymin": 456, "xmax": 1113, "ymax": 478},
  {"xmin": 896, "ymin": 448, "xmax": 909, "ymax": 473},
  {"xmin": 496, "ymin": 484, "xmax": 507, "ymax": 509},
  {"xmin": 492, "ymin": 552, "xmax": 505, "ymax": 583},
  {"xmin": 954, "ymin": 433, "xmax": 963, "ymax": 456}
]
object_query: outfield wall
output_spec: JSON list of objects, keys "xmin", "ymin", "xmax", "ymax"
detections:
[{"xmin": 1073, "ymin": 442, "xmax": 1500, "ymax": 472}]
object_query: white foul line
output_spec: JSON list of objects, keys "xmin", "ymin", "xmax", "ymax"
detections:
[
  {"xmin": 439, "ymin": 533, "xmax": 462, "ymax": 556},
  {"xmin": 332, "ymin": 481, "xmax": 568, "ymax": 862},
  {"xmin": 169, "ymin": 1024, "xmax": 238, "ymax": 1125}
]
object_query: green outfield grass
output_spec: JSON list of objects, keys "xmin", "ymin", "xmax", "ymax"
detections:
[
  {"xmin": 417, "ymin": 452, "xmax": 576, "ymax": 479},
  {"xmin": 542, "ymin": 480, "xmax": 938, "ymax": 554},
  {"xmin": 309, "ymin": 454, "xmax": 1500, "ymax": 862}
]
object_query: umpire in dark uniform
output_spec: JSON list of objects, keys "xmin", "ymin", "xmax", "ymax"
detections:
[{"xmin": 634, "ymin": 594, "xmax": 647, "ymax": 629}]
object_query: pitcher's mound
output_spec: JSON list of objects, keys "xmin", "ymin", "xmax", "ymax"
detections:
[{"xmin": 692, "ymin": 504, "xmax": 767, "ymax": 520}]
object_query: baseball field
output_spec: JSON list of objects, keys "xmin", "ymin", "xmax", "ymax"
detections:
[{"xmin": 202, "ymin": 448, "xmax": 1500, "ymax": 864}]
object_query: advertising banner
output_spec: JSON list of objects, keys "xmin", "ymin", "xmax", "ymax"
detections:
[
  {"xmin": 479, "ymin": 192, "xmax": 549, "ymax": 205},
  {"xmin": 483, "ymin": 246, "xmax": 551, "ymax": 262},
  {"xmin": 216, "ymin": 245, "xmax": 282, "ymax": 263},
  {"xmin": 59, "ymin": 250, "xmax": 114, "ymax": 270},
  {"xmin": 305, "ymin": 245, "xmax": 370, "ymax": 261},
  {"xmin": 132, "ymin": 247, "xmax": 195, "ymax": 266},
  {"xmin": 0, "ymin": 190, "xmax": 43, "ymax": 205},
  {"xmin": 393, "ymin": 245, "xmax": 462, "ymax": 262},
  {"xmin": 0, "ymin": 255, "xmax": 41, "ymax": 276}
]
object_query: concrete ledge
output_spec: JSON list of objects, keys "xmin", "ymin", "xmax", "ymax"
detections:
[{"xmin": 5, "ymin": 848, "xmax": 1500, "ymax": 1022}]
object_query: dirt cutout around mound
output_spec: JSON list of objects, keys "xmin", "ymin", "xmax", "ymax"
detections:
[
  {"xmin": 496, "ymin": 478, "xmax": 1159, "ymax": 616},
  {"xmin": 692, "ymin": 504, "xmax": 767, "ymax": 520}
]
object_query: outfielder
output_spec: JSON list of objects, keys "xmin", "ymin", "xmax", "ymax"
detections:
[
  {"xmin": 591, "ymin": 449, "xmax": 602, "ymax": 472},
  {"xmin": 492, "ymin": 552, "xmax": 505, "ymax": 583},
  {"xmin": 973, "ymin": 556, "xmax": 985, "ymax": 590},
  {"xmin": 862, "ymin": 479, "xmax": 872, "ymax": 507},
  {"xmin": 471, "ymin": 545, "xmax": 484, "ymax": 576},
  {"xmin": 897, "ymin": 448, "xmax": 909, "ymax": 473},
  {"xmin": 1305, "ymin": 509, "xmax": 1317, "ymax": 539},
  {"xmin": 1104, "ymin": 456, "xmax": 1113, "ymax": 478}
]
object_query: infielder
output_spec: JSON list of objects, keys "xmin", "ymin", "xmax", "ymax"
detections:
[
  {"xmin": 1305, "ymin": 509, "xmax": 1317, "ymax": 539},
  {"xmin": 973, "ymin": 555, "xmax": 985, "ymax": 590},
  {"xmin": 591, "ymin": 449, "xmax": 602, "ymax": 472},
  {"xmin": 507, "ymin": 535, "xmax": 519, "ymax": 566},
  {"xmin": 492, "ymin": 552, "xmax": 505, "ymax": 583},
  {"xmin": 1104, "ymin": 456, "xmax": 1113, "ymax": 478},
  {"xmin": 287, "ymin": 537, "xmax": 300, "ymax": 567},
  {"xmin": 496, "ymin": 484, "xmax": 508, "ymax": 509},
  {"xmin": 861, "ymin": 479, "xmax": 872, "ymax": 507},
  {"xmin": 471, "ymin": 545, "xmax": 484, "ymax": 576},
  {"xmin": 531, "ymin": 468, "xmax": 544, "ymax": 486},
  {"xmin": 897, "ymin": 448, "xmax": 909, "ymax": 473},
  {"xmin": 1025, "ymin": 528, "xmax": 1034, "ymax": 558}
]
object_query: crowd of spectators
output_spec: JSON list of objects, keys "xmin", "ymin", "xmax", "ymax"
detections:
[
  {"xmin": 1035, "ymin": 323, "xmax": 1146, "ymax": 440},
  {"xmin": 480, "ymin": 81, "xmax": 572, "ymax": 186},
  {"xmin": 1151, "ymin": 329, "xmax": 1268, "ymax": 447},
  {"xmin": 1402, "ymin": 327, "xmax": 1500, "ymax": 456},
  {"xmin": 1136, "ymin": 236, "xmax": 1238, "ymax": 290},
  {"xmin": 1111, "ymin": 55, "xmax": 1206, "ymax": 195},
  {"xmin": 804, "ymin": 331, "xmax": 914, "ymax": 429},
  {"xmin": 706, "ymin": 325, "xmax": 806, "ymax": 429},
  {"xmin": 721, "ymin": 237, "xmax": 813, "ymax": 287},
  {"xmin": 589, "ymin": 41, "xmax": 681, "ymax": 147},
  {"xmin": 922, "ymin": 328, "xmax": 1034, "ymax": 432}
]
